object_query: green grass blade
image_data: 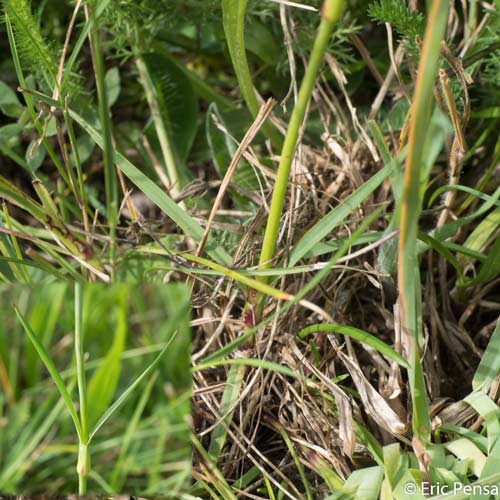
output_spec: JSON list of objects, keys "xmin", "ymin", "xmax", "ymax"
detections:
[
  {"xmin": 89, "ymin": 25, "xmax": 118, "ymax": 273},
  {"xmin": 207, "ymin": 364, "xmax": 245, "ymax": 463},
  {"xmin": 86, "ymin": 287, "xmax": 128, "ymax": 428},
  {"xmin": 0, "ymin": 394, "xmax": 66, "ymax": 489},
  {"xmin": 298, "ymin": 324, "xmax": 409, "ymax": 369},
  {"xmin": 24, "ymin": 283, "xmax": 66, "ymax": 387},
  {"xmin": 275, "ymin": 422, "xmax": 313, "ymax": 500},
  {"xmin": 221, "ymin": 0, "xmax": 282, "ymax": 149},
  {"xmin": 397, "ymin": 0, "xmax": 449, "ymax": 443},
  {"xmin": 289, "ymin": 159, "xmax": 398, "ymax": 267},
  {"xmin": 67, "ymin": 107, "xmax": 232, "ymax": 266},
  {"xmin": 473, "ymin": 317, "xmax": 500, "ymax": 393},
  {"xmin": 14, "ymin": 306, "xmax": 83, "ymax": 441},
  {"xmin": 88, "ymin": 294, "xmax": 190, "ymax": 442},
  {"xmin": 192, "ymin": 434, "xmax": 238, "ymax": 500},
  {"xmin": 109, "ymin": 372, "xmax": 157, "ymax": 492}
]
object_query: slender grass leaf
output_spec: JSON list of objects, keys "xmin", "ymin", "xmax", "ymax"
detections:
[
  {"xmin": 24, "ymin": 283, "xmax": 66, "ymax": 387},
  {"xmin": 289, "ymin": 161, "xmax": 396, "ymax": 266},
  {"xmin": 221, "ymin": 0, "xmax": 282, "ymax": 149},
  {"xmin": 0, "ymin": 394, "xmax": 65, "ymax": 489},
  {"xmin": 88, "ymin": 292, "xmax": 190, "ymax": 441},
  {"xmin": 473, "ymin": 317, "xmax": 500, "ymax": 393},
  {"xmin": 192, "ymin": 434, "xmax": 238, "ymax": 500},
  {"xmin": 207, "ymin": 364, "xmax": 245, "ymax": 462},
  {"xmin": 14, "ymin": 307, "xmax": 82, "ymax": 441},
  {"xmin": 298, "ymin": 324, "xmax": 409, "ymax": 369}
]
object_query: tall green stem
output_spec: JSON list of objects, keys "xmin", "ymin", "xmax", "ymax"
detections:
[
  {"xmin": 258, "ymin": 0, "xmax": 344, "ymax": 274},
  {"xmin": 89, "ymin": 23, "xmax": 117, "ymax": 277},
  {"xmin": 397, "ymin": 0, "xmax": 449, "ymax": 443},
  {"xmin": 74, "ymin": 283, "xmax": 89, "ymax": 494}
]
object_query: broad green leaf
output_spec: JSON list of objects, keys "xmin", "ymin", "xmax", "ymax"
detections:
[
  {"xmin": 206, "ymin": 102, "xmax": 260, "ymax": 205},
  {"xmin": 25, "ymin": 138, "xmax": 46, "ymax": 172},
  {"xmin": 391, "ymin": 470, "xmax": 425, "ymax": 500},
  {"xmin": 24, "ymin": 283, "xmax": 66, "ymax": 387},
  {"xmin": 0, "ymin": 80, "xmax": 24, "ymax": 118},
  {"xmin": 86, "ymin": 287, "xmax": 128, "ymax": 428},
  {"xmin": 154, "ymin": 47, "xmax": 233, "ymax": 110},
  {"xmin": 445, "ymin": 438, "xmax": 486, "ymax": 477},
  {"xmin": 0, "ymin": 123, "xmax": 23, "ymax": 145},
  {"xmin": 464, "ymin": 392, "xmax": 500, "ymax": 451},
  {"xmin": 461, "ymin": 207, "xmax": 500, "ymax": 265},
  {"xmin": 104, "ymin": 67, "xmax": 120, "ymax": 108},
  {"xmin": 245, "ymin": 20, "xmax": 279, "ymax": 65},
  {"xmin": 334, "ymin": 466, "xmax": 384, "ymax": 500},
  {"xmin": 143, "ymin": 52, "xmax": 197, "ymax": 163},
  {"xmin": 468, "ymin": 233, "xmax": 500, "ymax": 285}
]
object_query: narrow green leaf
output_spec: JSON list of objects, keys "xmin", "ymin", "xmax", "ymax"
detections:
[
  {"xmin": 473, "ymin": 317, "xmax": 500, "ymax": 393},
  {"xmin": 221, "ymin": 0, "xmax": 282, "ymax": 149},
  {"xmin": 24, "ymin": 283, "xmax": 66, "ymax": 387},
  {"xmin": 14, "ymin": 307, "xmax": 82, "ymax": 441},
  {"xmin": 207, "ymin": 364, "xmax": 245, "ymax": 462},
  {"xmin": 298, "ymin": 324, "xmax": 409, "ymax": 369},
  {"xmin": 289, "ymin": 162, "xmax": 395, "ymax": 266},
  {"xmin": 88, "ymin": 290, "xmax": 190, "ymax": 442},
  {"xmin": 68, "ymin": 107, "xmax": 232, "ymax": 266}
]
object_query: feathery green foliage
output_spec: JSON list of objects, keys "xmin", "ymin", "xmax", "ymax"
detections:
[{"xmin": 368, "ymin": 0, "xmax": 424, "ymax": 57}]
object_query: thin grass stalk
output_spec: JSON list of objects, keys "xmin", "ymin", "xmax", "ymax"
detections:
[
  {"xmin": 74, "ymin": 283, "xmax": 90, "ymax": 494},
  {"xmin": 87, "ymin": 9, "xmax": 117, "ymax": 277},
  {"xmin": 397, "ymin": 0, "xmax": 449, "ymax": 443},
  {"xmin": 257, "ymin": 0, "xmax": 344, "ymax": 275},
  {"xmin": 63, "ymin": 107, "xmax": 91, "ymax": 243}
]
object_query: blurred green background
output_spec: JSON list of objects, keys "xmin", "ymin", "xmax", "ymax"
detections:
[{"xmin": 0, "ymin": 283, "xmax": 191, "ymax": 496}]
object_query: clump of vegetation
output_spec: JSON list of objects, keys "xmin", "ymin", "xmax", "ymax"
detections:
[{"xmin": 1, "ymin": 0, "xmax": 500, "ymax": 498}]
